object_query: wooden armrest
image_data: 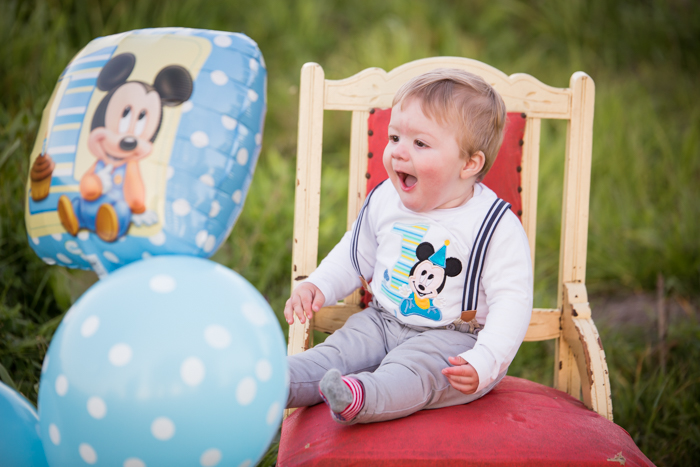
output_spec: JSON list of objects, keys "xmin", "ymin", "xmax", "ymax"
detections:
[{"xmin": 560, "ymin": 282, "xmax": 613, "ymax": 420}]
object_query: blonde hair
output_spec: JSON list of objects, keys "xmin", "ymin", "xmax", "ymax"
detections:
[{"xmin": 392, "ymin": 68, "xmax": 507, "ymax": 180}]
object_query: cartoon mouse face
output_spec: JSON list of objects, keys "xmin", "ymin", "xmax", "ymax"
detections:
[
  {"xmin": 88, "ymin": 53, "xmax": 192, "ymax": 167},
  {"xmin": 408, "ymin": 241, "xmax": 462, "ymax": 299},
  {"xmin": 409, "ymin": 260, "xmax": 447, "ymax": 299}
]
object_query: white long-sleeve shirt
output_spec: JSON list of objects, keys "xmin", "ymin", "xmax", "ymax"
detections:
[{"xmin": 307, "ymin": 181, "xmax": 533, "ymax": 392}]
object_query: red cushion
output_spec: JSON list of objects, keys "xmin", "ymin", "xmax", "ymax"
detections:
[{"xmin": 278, "ymin": 376, "xmax": 653, "ymax": 466}]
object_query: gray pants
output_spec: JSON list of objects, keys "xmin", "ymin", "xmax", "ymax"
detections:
[{"xmin": 287, "ymin": 306, "xmax": 505, "ymax": 424}]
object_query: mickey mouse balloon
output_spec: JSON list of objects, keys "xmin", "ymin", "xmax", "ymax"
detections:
[{"xmin": 25, "ymin": 29, "xmax": 267, "ymax": 275}]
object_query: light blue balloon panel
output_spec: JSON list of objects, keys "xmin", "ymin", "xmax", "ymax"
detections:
[
  {"xmin": 0, "ymin": 382, "xmax": 50, "ymax": 467},
  {"xmin": 26, "ymin": 28, "xmax": 267, "ymax": 275},
  {"xmin": 39, "ymin": 256, "xmax": 288, "ymax": 466}
]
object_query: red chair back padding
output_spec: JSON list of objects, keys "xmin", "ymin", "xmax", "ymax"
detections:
[
  {"xmin": 366, "ymin": 109, "xmax": 526, "ymax": 220},
  {"xmin": 279, "ymin": 377, "xmax": 654, "ymax": 466}
]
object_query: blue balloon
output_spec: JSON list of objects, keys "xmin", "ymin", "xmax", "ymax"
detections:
[
  {"xmin": 0, "ymin": 381, "xmax": 50, "ymax": 467},
  {"xmin": 39, "ymin": 256, "xmax": 288, "ymax": 466},
  {"xmin": 25, "ymin": 29, "xmax": 267, "ymax": 276}
]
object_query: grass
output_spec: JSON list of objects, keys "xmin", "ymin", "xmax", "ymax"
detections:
[{"xmin": 1, "ymin": 0, "xmax": 699, "ymax": 465}]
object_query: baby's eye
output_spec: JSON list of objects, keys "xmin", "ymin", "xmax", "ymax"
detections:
[
  {"xmin": 415, "ymin": 140, "xmax": 427, "ymax": 148},
  {"xmin": 389, "ymin": 135, "xmax": 399, "ymax": 143}
]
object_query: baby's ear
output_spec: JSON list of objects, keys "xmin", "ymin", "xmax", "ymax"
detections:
[
  {"xmin": 463, "ymin": 151, "xmax": 485, "ymax": 179},
  {"xmin": 415, "ymin": 242, "xmax": 434, "ymax": 261},
  {"xmin": 445, "ymin": 258, "xmax": 462, "ymax": 277}
]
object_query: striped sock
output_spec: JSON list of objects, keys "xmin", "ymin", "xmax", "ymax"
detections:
[{"xmin": 319, "ymin": 370, "xmax": 365, "ymax": 422}]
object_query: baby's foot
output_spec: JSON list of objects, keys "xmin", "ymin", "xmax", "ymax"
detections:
[{"xmin": 318, "ymin": 369, "xmax": 364, "ymax": 422}]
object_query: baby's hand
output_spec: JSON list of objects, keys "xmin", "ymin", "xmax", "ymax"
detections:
[
  {"xmin": 441, "ymin": 356, "xmax": 479, "ymax": 395},
  {"xmin": 284, "ymin": 282, "xmax": 325, "ymax": 325}
]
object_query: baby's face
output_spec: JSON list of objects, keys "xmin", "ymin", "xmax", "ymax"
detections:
[{"xmin": 383, "ymin": 98, "xmax": 471, "ymax": 212}]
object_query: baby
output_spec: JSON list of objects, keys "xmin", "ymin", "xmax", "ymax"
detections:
[{"xmin": 284, "ymin": 68, "xmax": 533, "ymax": 424}]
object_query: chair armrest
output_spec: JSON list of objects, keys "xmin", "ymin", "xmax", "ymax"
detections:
[{"xmin": 561, "ymin": 282, "xmax": 613, "ymax": 420}]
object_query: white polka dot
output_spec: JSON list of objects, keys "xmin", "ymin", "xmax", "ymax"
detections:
[
  {"xmin": 208, "ymin": 201, "xmax": 221, "ymax": 218},
  {"xmin": 42, "ymin": 257, "xmax": 56, "ymax": 265},
  {"xmin": 149, "ymin": 232, "xmax": 166, "ymax": 246},
  {"xmin": 221, "ymin": 115, "xmax": 237, "ymax": 130},
  {"xmin": 119, "ymin": 236, "xmax": 127, "ymax": 242},
  {"xmin": 249, "ymin": 58, "xmax": 259, "ymax": 72},
  {"xmin": 81, "ymin": 316, "xmax": 100, "ymax": 337},
  {"xmin": 65, "ymin": 240, "xmax": 81, "ymax": 255},
  {"xmin": 210, "ymin": 70, "xmax": 228, "ymax": 86},
  {"xmin": 259, "ymin": 54, "xmax": 266, "ymax": 69},
  {"xmin": 87, "ymin": 396, "xmax": 107, "ymax": 419},
  {"xmin": 142, "ymin": 252, "xmax": 152, "ymax": 260},
  {"xmin": 181, "ymin": 357, "xmax": 205, "ymax": 386},
  {"xmin": 150, "ymin": 274, "xmax": 176, "ymax": 293},
  {"xmin": 103, "ymin": 251, "xmax": 119, "ymax": 263},
  {"xmin": 232, "ymin": 190, "xmax": 242, "ymax": 204},
  {"xmin": 166, "ymin": 166, "xmax": 175, "ymax": 180},
  {"xmin": 51, "ymin": 233, "xmax": 62, "ymax": 241},
  {"xmin": 123, "ymin": 459, "xmax": 146, "ymax": 467},
  {"xmin": 78, "ymin": 231, "xmax": 90, "ymax": 241},
  {"xmin": 172, "ymin": 198, "xmax": 191, "ymax": 216},
  {"xmin": 79, "ymin": 443, "xmax": 97, "ymax": 464},
  {"xmin": 239, "ymin": 460, "xmax": 252, "ymax": 467},
  {"xmin": 151, "ymin": 417, "xmax": 175, "ymax": 440},
  {"xmin": 200, "ymin": 448, "xmax": 222, "ymax": 466},
  {"xmin": 213, "ymin": 35, "xmax": 232, "ymax": 47},
  {"xmin": 238, "ymin": 125, "xmax": 249, "ymax": 136},
  {"xmin": 49, "ymin": 423, "xmax": 60, "ymax": 445},
  {"xmin": 266, "ymin": 402, "xmax": 281, "ymax": 425},
  {"xmin": 241, "ymin": 302, "xmax": 268, "ymax": 326},
  {"xmin": 109, "ymin": 343, "xmax": 132, "ymax": 367},
  {"xmin": 31, "ymin": 237, "xmax": 39, "ymax": 245},
  {"xmin": 56, "ymin": 253, "xmax": 72, "ymax": 264},
  {"xmin": 236, "ymin": 377, "xmax": 257, "ymax": 406},
  {"xmin": 42, "ymin": 355, "xmax": 49, "ymax": 374},
  {"xmin": 255, "ymin": 360, "xmax": 272, "ymax": 382},
  {"xmin": 191, "ymin": 131, "xmax": 209, "ymax": 148},
  {"xmin": 181, "ymin": 101, "xmax": 193, "ymax": 113},
  {"xmin": 247, "ymin": 90, "xmax": 258, "ymax": 102},
  {"xmin": 55, "ymin": 375, "xmax": 68, "ymax": 396},
  {"xmin": 199, "ymin": 174, "xmax": 215, "ymax": 187},
  {"xmin": 203, "ymin": 235, "xmax": 216, "ymax": 253},
  {"xmin": 255, "ymin": 133, "xmax": 262, "ymax": 146},
  {"xmin": 204, "ymin": 325, "xmax": 231, "ymax": 349},
  {"xmin": 195, "ymin": 230, "xmax": 208, "ymax": 248},
  {"xmin": 237, "ymin": 148, "xmax": 249, "ymax": 165}
]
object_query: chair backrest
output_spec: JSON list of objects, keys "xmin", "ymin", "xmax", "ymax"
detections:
[{"xmin": 287, "ymin": 57, "xmax": 612, "ymax": 419}]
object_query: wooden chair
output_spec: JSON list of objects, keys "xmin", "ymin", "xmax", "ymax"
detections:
[{"xmin": 278, "ymin": 58, "xmax": 652, "ymax": 466}]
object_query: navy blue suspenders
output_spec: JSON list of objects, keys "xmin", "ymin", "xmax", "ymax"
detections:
[
  {"xmin": 350, "ymin": 180, "xmax": 386, "ymax": 292},
  {"xmin": 350, "ymin": 182, "xmax": 511, "ymax": 322}
]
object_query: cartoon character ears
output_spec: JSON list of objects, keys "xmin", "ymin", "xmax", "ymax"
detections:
[
  {"xmin": 415, "ymin": 242, "xmax": 463, "ymax": 277},
  {"xmin": 415, "ymin": 242, "xmax": 435, "ymax": 261},
  {"xmin": 444, "ymin": 258, "xmax": 462, "ymax": 277},
  {"xmin": 97, "ymin": 53, "xmax": 136, "ymax": 92},
  {"xmin": 154, "ymin": 66, "xmax": 193, "ymax": 106}
]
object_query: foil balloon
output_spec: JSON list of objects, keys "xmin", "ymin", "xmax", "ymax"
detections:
[
  {"xmin": 38, "ymin": 256, "xmax": 288, "ymax": 466},
  {"xmin": 25, "ymin": 28, "xmax": 267, "ymax": 276}
]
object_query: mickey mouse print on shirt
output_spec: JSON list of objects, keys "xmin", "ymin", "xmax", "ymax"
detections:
[{"xmin": 397, "ymin": 241, "xmax": 462, "ymax": 321}]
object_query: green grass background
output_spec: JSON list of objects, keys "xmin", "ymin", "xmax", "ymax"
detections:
[{"xmin": 1, "ymin": 0, "xmax": 699, "ymax": 465}]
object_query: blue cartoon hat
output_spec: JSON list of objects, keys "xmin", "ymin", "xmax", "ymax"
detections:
[{"xmin": 429, "ymin": 240, "xmax": 449, "ymax": 268}]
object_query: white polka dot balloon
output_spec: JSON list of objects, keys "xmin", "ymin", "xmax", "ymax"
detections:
[{"xmin": 38, "ymin": 256, "xmax": 288, "ymax": 466}]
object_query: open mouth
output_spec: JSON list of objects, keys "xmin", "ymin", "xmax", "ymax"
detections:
[{"xmin": 397, "ymin": 171, "xmax": 418, "ymax": 189}]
